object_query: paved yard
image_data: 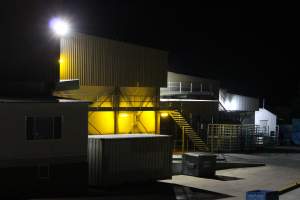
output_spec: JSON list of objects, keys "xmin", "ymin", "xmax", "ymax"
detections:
[
  {"xmin": 163, "ymin": 153, "xmax": 300, "ymax": 199},
  {"xmin": 29, "ymin": 153, "xmax": 300, "ymax": 199}
]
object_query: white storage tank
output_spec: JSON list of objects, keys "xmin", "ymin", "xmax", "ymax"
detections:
[{"xmin": 88, "ymin": 134, "xmax": 172, "ymax": 186}]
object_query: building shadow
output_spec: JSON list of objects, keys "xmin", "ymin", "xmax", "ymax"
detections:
[
  {"xmin": 87, "ymin": 182, "xmax": 232, "ymax": 200},
  {"xmin": 11, "ymin": 181, "xmax": 233, "ymax": 199},
  {"xmin": 212, "ymin": 175, "xmax": 244, "ymax": 181}
]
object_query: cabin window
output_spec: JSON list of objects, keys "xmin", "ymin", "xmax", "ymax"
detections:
[
  {"xmin": 26, "ymin": 116, "xmax": 62, "ymax": 140},
  {"xmin": 38, "ymin": 164, "xmax": 50, "ymax": 179}
]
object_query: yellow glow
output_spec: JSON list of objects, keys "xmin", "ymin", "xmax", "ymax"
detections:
[
  {"xmin": 91, "ymin": 100, "xmax": 113, "ymax": 108},
  {"xmin": 59, "ymin": 55, "xmax": 66, "ymax": 80},
  {"xmin": 88, "ymin": 111, "xmax": 114, "ymax": 134},
  {"xmin": 87, "ymin": 111, "xmax": 158, "ymax": 134},
  {"xmin": 119, "ymin": 96, "xmax": 154, "ymax": 107},
  {"xmin": 118, "ymin": 112, "xmax": 133, "ymax": 133},
  {"xmin": 138, "ymin": 111, "xmax": 156, "ymax": 133},
  {"xmin": 160, "ymin": 112, "xmax": 169, "ymax": 117},
  {"xmin": 119, "ymin": 112, "xmax": 129, "ymax": 118},
  {"xmin": 118, "ymin": 111, "xmax": 156, "ymax": 134}
]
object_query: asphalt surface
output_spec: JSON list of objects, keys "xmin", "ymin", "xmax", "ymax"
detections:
[{"xmin": 20, "ymin": 152, "xmax": 300, "ymax": 199}]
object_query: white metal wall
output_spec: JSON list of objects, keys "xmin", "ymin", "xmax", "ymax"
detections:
[
  {"xmin": 255, "ymin": 108, "xmax": 277, "ymax": 135},
  {"xmin": 219, "ymin": 89, "xmax": 259, "ymax": 111}
]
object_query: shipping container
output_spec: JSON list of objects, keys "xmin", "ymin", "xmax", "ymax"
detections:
[{"xmin": 88, "ymin": 134, "xmax": 172, "ymax": 186}]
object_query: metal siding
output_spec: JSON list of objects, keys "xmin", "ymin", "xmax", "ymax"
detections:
[
  {"xmin": 61, "ymin": 33, "xmax": 168, "ymax": 87},
  {"xmin": 88, "ymin": 134, "xmax": 172, "ymax": 186},
  {"xmin": 219, "ymin": 89, "xmax": 259, "ymax": 111}
]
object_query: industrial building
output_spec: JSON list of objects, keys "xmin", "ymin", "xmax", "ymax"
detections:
[
  {"xmin": 0, "ymin": 19, "xmax": 280, "ymax": 195},
  {"xmin": 53, "ymin": 33, "xmax": 174, "ymax": 187},
  {"xmin": 55, "ymin": 33, "xmax": 168, "ymax": 135},
  {"xmin": 2, "ymin": 3, "xmax": 299, "ymax": 199},
  {"xmin": 53, "ymin": 35, "xmax": 279, "ymax": 153},
  {"xmin": 0, "ymin": 30, "xmax": 174, "ymax": 196},
  {"xmin": 0, "ymin": 28, "xmax": 174, "ymax": 194},
  {"xmin": 160, "ymin": 72, "xmax": 278, "ymax": 152}
]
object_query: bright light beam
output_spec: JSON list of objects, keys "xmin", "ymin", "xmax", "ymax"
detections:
[{"xmin": 49, "ymin": 17, "xmax": 70, "ymax": 36}]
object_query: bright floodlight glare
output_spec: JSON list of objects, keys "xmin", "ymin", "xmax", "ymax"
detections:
[{"xmin": 49, "ymin": 17, "xmax": 70, "ymax": 36}]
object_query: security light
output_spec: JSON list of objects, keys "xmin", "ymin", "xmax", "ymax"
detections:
[
  {"xmin": 160, "ymin": 112, "xmax": 169, "ymax": 117},
  {"xmin": 49, "ymin": 17, "xmax": 70, "ymax": 36},
  {"xmin": 119, "ymin": 113, "xmax": 129, "ymax": 118}
]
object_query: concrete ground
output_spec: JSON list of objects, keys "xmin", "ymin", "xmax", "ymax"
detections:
[
  {"xmin": 163, "ymin": 153, "xmax": 300, "ymax": 199},
  {"xmin": 27, "ymin": 153, "xmax": 300, "ymax": 200},
  {"xmin": 281, "ymin": 188, "xmax": 300, "ymax": 200}
]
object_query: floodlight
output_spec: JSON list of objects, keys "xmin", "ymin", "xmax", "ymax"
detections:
[{"xmin": 49, "ymin": 17, "xmax": 70, "ymax": 36}]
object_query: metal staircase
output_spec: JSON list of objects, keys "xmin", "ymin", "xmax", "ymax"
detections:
[{"xmin": 169, "ymin": 110, "xmax": 209, "ymax": 152}]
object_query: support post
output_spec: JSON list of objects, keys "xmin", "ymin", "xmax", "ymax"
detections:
[
  {"xmin": 155, "ymin": 87, "xmax": 160, "ymax": 134},
  {"xmin": 113, "ymin": 86, "xmax": 120, "ymax": 134},
  {"xmin": 182, "ymin": 126, "xmax": 185, "ymax": 153},
  {"xmin": 186, "ymin": 132, "xmax": 189, "ymax": 152}
]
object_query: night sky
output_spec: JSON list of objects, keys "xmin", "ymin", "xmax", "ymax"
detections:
[
  {"xmin": 61, "ymin": 1, "xmax": 299, "ymax": 108},
  {"xmin": 2, "ymin": 1, "xmax": 299, "ymax": 109}
]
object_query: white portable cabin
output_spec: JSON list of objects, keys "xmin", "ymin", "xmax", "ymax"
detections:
[{"xmin": 0, "ymin": 98, "xmax": 88, "ymax": 195}]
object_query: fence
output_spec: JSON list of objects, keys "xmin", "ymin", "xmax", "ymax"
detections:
[{"xmin": 208, "ymin": 124, "xmax": 278, "ymax": 153}]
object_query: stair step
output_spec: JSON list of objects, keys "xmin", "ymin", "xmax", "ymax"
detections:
[
  {"xmin": 189, "ymin": 140, "xmax": 203, "ymax": 142},
  {"xmin": 170, "ymin": 110, "xmax": 209, "ymax": 151}
]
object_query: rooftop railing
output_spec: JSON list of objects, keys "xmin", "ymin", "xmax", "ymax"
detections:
[{"xmin": 160, "ymin": 81, "xmax": 215, "ymax": 97}]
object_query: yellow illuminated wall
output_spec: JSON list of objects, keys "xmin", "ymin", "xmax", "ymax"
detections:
[
  {"xmin": 137, "ymin": 111, "xmax": 156, "ymax": 133},
  {"xmin": 118, "ymin": 112, "xmax": 134, "ymax": 134},
  {"xmin": 88, "ymin": 111, "xmax": 158, "ymax": 134},
  {"xmin": 119, "ymin": 87, "xmax": 156, "ymax": 108},
  {"xmin": 118, "ymin": 111, "xmax": 156, "ymax": 134},
  {"xmin": 88, "ymin": 111, "xmax": 114, "ymax": 134},
  {"xmin": 58, "ymin": 57, "xmax": 159, "ymax": 135},
  {"xmin": 59, "ymin": 55, "xmax": 67, "ymax": 80}
]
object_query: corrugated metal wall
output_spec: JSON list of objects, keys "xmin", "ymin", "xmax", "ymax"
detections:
[
  {"xmin": 88, "ymin": 134, "xmax": 172, "ymax": 186},
  {"xmin": 60, "ymin": 33, "xmax": 168, "ymax": 87}
]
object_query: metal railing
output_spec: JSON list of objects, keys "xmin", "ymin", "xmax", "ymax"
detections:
[{"xmin": 160, "ymin": 81, "xmax": 215, "ymax": 96}]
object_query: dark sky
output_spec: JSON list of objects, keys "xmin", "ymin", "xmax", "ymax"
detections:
[
  {"xmin": 60, "ymin": 1, "xmax": 299, "ymax": 107},
  {"xmin": 2, "ymin": 1, "xmax": 299, "ymax": 107}
]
